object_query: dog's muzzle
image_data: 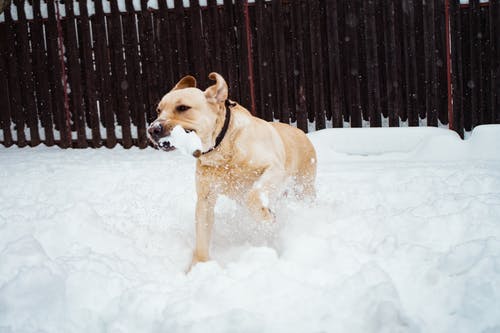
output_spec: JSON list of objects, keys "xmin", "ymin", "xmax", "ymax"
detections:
[
  {"xmin": 148, "ymin": 122, "xmax": 175, "ymax": 151},
  {"xmin": 148, "ymin": 122, "xmax": 163, "ymax": 137}
]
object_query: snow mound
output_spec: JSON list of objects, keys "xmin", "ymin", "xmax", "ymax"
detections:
[
  {"xmin": 309, "ymin": 125, "xmax": 500, "ymax": 162},
  {"xmin": 159, "ymin": 125, "xmax": 203, "ymax": 157}
]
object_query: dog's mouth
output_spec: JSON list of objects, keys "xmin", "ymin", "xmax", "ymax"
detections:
[
  {"xmin": 152, "ymin": 128, "xmax": 196, "ymax": 152},
  {"xmin": 158, "ymin": 140, "xmax": 176, "ymax": 152}
]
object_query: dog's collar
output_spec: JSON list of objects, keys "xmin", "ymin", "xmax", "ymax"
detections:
[{"xmin": 202, "ymin": 99, "xmax": 235, "ymax": 155}]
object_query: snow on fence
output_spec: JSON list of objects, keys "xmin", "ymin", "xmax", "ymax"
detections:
[{"xmin": 0, "ymin": 0, "xmax": 499, "ymax": 148}]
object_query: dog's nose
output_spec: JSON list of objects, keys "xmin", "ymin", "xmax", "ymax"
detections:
[{"xmin": 148, "ymin": 123, "xmax": 163, "ymax": 137}]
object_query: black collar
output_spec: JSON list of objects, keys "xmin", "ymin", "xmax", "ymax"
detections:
[{"xmin": 202, "ymin": 100, "xmax": 234, "ymax": 155}]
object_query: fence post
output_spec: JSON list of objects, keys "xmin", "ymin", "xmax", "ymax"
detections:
[
  {"xmin": 54, "ymin": 0, "xmax": 72, "ymax": 147},
  {"xmin": 0, "ymin": 22, "xmax": 13, "ymax": 146},
  {"xmin": 243, "ymin": 1, "xmax": 256, "ymax": 116},
  {"xmin": 445, "ymin": 0, "xmax": 454, "ymax": 131}
]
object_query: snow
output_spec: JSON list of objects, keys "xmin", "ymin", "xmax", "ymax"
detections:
[
  {"xmin": 0, "ymin": 125, "xmax": 500, "ymax": 333},
  {"xmin": 160, "ymin": 125, "xmax": 203, "ymax": 157},
  {"xmin": 0, "ymin": 0, "xmax": 228, "ymax": 22},
  {"xmin": 459, "ymin": 0, "xmax": 490, "ymax": 4}
]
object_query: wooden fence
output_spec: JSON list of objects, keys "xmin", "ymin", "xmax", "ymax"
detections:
[{"xmin": 0, "ymin": 0, "xmax": 499, "ymax": 148}]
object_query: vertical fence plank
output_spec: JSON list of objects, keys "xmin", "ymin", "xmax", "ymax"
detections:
[
  {"xmin": 318, "ymin": 2, "xmax": 331, "ymax": 123},
  {"xmin": 223, "ymin": 0, "xmax": 240, "ymax": 102},
  {"xmin": 155, "ymin": 1, "xmax": 169, "ymax": 91},
  {"xmin": 14, "ymin": 0, "xmax": 40, "ymax": 146},
  {"xmin": 45, "ymin": 1, "xmax": 69, "ymax": 147},
  {"xmin": 78, "ymin": 0, "xmax": 101, "ymax": 147},
  {"xmin": 146, "ymin": 1, "xmax": 161, "ymax": 109},
  {"xmin": 5, "ymin": 5, "xmax": 27, "ymax": 147},
  {"xmin": 490, "ymin": 0, "xmax": 499, "ymax": 123},
  {"xmin": 345, "ymin": 1, "xmax": 362, "ymax": 127},
  {"xmin": 309, "ymin": 0, "xmax": 325, "ymax": 129},
  {"xmin": 337, "ymin": 1, "xmax": 348, "ymax": 124},
  {"xmin": 253, "ymin": 0, "xmax": 266, "ymax": 120},
  {"xmin": 294, "ymin": 23, "xmax": 309, "ymax": 132},
  {"xmin": 284, "ymin": 4, "xmax": 296, "ymax": 123},
  {"xmin": 271, "ymin": 0, "xmax": 290, "ymax": 123},
  {"xmin": 480, "ymin": 4, "xmax": 490, "ymax": 124},
  {"xmin": 403, "ymin": 0, "xmax": 419, "ymax": 126},
  {"xmin": 431, "ymin": 0, "xmax": 448, "ymax": 126},
  {"xmin": 299, "ymin": 0, "xmax": 314, "ymax": 123},
  {"xmin": 0, "ymin": 21, "xmax": 13, "ymax": 146},
  {"xmin": 165, "ymin": 6, "xmax": 178, "ymax": 81},
  {"xmin": 254, "ymin": 0, "xmax": 264, "ymax": 117},
  {"xmin": 386, "ymin": 0, "xmax": 401, "ymax": 127},
  {"xmin": 324, "ymin": 0, "xmax": 343, "ymax": 128},
  {"xmin": 156, "ymin": 0, "xmax": 175, "ymax": 90},
  {"xmin": 123, "ymin": 0, "xmax": 147, "ymax": 148},
  {"xmin": 392, "ymin": 0, "xmax": 404, "ymax": 126},
  {"xmin": 364, "ymin": 0, "xmax": 382, "ymax": 127},
  {"xmin": 436, "ymin": 0, "xmax": 449, "ymax": 124},
  {"xmin": 270, "ymin": 0, "xmax": 283, "ymax": 120},
  {"xmin": 31, "ymin": 0, "xmax": 54, "ymax": 146},
  {"xmin": 375, "ymin": 0, "xmax": 388, "ymax": 120},
  {"xmin": 266, "ymin": 1, "xmax": 278, "ymax": 120},
  {"xmin": 173, "ymin": 0, "xmax": 190, "ymax": 77},
  {"xmin": 383, "ymin": 0, "xmax": 398, "ymax": 127},
  {"xmin": 414, "ymin": 0, "xmax": 426, "ymax": 120},
  {"xmin": 289, "ymin": 0, "xmax": 307, "ymax": 131},
  {"xmin": 138, "ymin": 0, "xmax": 158, "ymax": 125},
  {"xmin": 109, "ymin": 0, "xmax": 132, "ymax": 148},
  {"xmin": 358, "ymin": 1, "xmax": 369, "ymax": 122},
  {"xmin": 64, "ymin": 0, "xmax": 87, "ymax": 147},
  {"xmin": 234, "ymin": 0, "xmax": 252, "ymax": 112},
  {"xmin": 93, "ymin": 1, "xmax": 117, "ymax": 147},
  {"xmin": 206, "ymin": 0, "xmax": 223, "ymax": 75},
  {"xmin": 424, "ymin": 0, "xmax": 439, "ymax": 126},
  {"xmin": 451, "ymin": 0, "xmax": 464, "ymax": 137},
  {"xmin": 461, "ymin": 6, "xmax": 472, "ymax": 131},
  {"xmin": 469, "ymin": 0, "xmax": 481, "ymax": 128},
  {"xmin": 190, "ymin": 0, "xmax": 208, "ymax": 87}
]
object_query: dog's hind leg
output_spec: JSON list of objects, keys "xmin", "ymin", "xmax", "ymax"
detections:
[
  {"xmin": 246, "ymin": 189, "xmax": 275, "ymax": 223},
  {"xmin": 246, "ymin": 166, "xmax": 285, "ymax": 223},
  {"xmin": 293, "ymin": 160, "xmax": 317, "ymax": 201},
  {"xmin": 296, "ymin": 174, "xmax": 316, "ymax": 200}
]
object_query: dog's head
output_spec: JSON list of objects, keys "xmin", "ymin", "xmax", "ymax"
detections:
[{"xmin": 148, "ymin": 72, "xmax": 228, "ymax": 157}]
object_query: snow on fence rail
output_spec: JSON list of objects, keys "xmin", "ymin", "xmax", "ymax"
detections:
[
  {"xmin": 0, "ymin": 0, "xmax": 234, "ymax": 22},
  {"xmin": 0, "ymin": 0, "xmax": 499, "ymax": 148}
]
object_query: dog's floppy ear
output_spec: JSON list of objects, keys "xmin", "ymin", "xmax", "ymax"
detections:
[
  {"xmin": 204, "ymin": 72, "xmax": 228, "ymax": 104},
  {"xmin": 171, "ymin": 75, "xmax": 197, "ymax": 92}
]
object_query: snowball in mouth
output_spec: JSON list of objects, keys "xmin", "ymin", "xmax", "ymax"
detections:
[{"xmin": 158, "ymin": 125, "xmax": 202, "ymax": 157}]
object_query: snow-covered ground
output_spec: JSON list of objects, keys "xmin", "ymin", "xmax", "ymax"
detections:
[{"xmin": 1, "ymin": 125, "xmax": 499, "ymax": 333}]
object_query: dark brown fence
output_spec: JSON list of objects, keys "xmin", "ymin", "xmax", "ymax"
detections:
[
  {"xmin": 0, "ymin": 0, "xmax": 499, "ymax": 148},
  {"xmin": 451, "ymin": 0, "xmax": 500, "ymax": 136}
]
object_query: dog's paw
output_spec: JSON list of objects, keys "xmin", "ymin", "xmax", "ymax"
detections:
[
  {"xmin": 185, "ymin": 254, "xmax": 209, "ymax": 274},
  {"xmin": 260, "ymin": 207, "xmax": 276, "ymax": 223}
]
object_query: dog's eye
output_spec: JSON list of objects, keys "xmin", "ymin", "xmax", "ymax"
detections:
[
  {"xmin": 176, "ymin": 105, "xmax": 191, "ymax": 112},
  {"xmin": 156, "ymin": 108, "xmax": 161, "ymax": 114}
]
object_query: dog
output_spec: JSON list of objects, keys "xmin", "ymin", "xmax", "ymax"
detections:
[{"xmin": 147, "ymin": 72, "xmax": 317, "ymax": 270}]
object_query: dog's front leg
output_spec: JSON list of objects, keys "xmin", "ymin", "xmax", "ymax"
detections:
[{"xmin": 188, "ymin": 185, "xmax": 216, "ymax": 271}]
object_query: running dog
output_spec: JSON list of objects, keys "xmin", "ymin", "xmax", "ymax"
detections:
[{"xmin": 147, "ymin": 73, "xmax": 317, "ymax": 270}]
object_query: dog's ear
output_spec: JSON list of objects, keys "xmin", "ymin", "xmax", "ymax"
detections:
[
  {"xmin": 171, "ymin": 75, "xmax": 197, "ymax": 91},
  {"xmin": 204, "ymin": 72, "xmax": 228, "ymax": 104}
]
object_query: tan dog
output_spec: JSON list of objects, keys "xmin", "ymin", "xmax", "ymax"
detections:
[{"xmin": 148, "ymin": 73, "xmax": 317, "ymax": 270}]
